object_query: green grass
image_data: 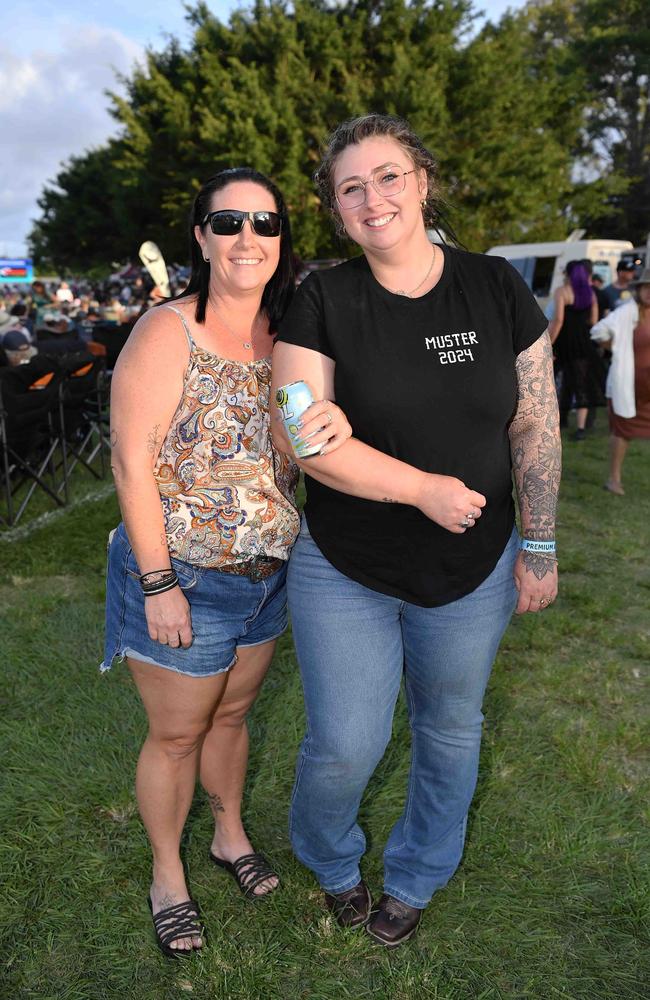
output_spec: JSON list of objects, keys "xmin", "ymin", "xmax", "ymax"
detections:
[{"xmin": 1, "ymin": 423, "xmax": 649, "ymax": 999}]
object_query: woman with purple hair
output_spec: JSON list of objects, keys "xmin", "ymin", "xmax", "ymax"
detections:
[{"xmin": 549, "ymin": 260, "xmax": 601, "ymax": 439}]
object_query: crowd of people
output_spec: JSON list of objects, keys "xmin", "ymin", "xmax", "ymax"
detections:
[
  {"xmin": 0, "ymin": 269, "xmax": 188, "ymax": 369},
  {"xmin": 546, "ymin": 255, "xmax": 649, "ymax": 493}
]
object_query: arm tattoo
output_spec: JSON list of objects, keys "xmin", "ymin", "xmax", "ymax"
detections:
[
  {"xmin": 509, "ymin": 331, "xmax": 561, "ymax": 580},
  {"xmin": 207, "ymin": 792, "xmax": 225, "ymax": 815},
  {"xmin": 110, "ymin": 429, "xmax": 117, "ymax": 448},
  {"xmin": 147, "ymin": 424, "xmax": 162, "ymax": 455},
  {"xmin": 381, "ymin": 497, "xmax": 399, "ymax": 503}
]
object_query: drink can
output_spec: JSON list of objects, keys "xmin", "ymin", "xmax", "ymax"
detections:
[{"xmin": 275, "ymin": 380, "xmax": 322, "ymax": 458}]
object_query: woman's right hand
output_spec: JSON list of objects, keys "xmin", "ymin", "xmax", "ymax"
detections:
[
  {"xmin": 145, "ymin": 586, "xmax": 193, "ymax": 648},
  {"xmin": 415, "ymin": 474, "xmax": 486, "ymax": 534}
]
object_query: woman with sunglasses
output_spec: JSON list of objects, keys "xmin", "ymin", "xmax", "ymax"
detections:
[
  {"xmin": 272, "ymin": 115, "xmax": 560, "ymax": 948},
  {"xmin": 103, "ymin": 168, "xmax": 350, "ymax": 957}
]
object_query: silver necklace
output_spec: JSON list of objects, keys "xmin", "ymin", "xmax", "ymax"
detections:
[
  {"xmin": 386, "ymin": 246, "xmax": 437, "ymax": 297},
  {"xmin": 211, "ymin": 302, "xmax": 260, "ymax": 350}
]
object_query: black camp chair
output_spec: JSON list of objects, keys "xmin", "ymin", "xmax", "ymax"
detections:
[
  {"xmin": 89, "ymin": 322, "xmax": 133, "ymax": 371},
  {"xmin": 0, "ymin": 358, "xmax": 66, "ymax": 526},
  {"xmin": 57, "ymin": 353, "xmax": 110, "ymax": 497}
]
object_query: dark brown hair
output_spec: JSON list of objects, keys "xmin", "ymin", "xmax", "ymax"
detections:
[{"xmin": 166, "ymin": 167, "xmax": 295, "ymax": 327}]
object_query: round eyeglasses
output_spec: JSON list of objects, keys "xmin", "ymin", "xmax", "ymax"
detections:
[
  {"xmin": 201, "ymin": 209, "xmax": 282, "ymax": 238},
  {"xmin": 335, "ymin": 167, "xmax": 416, "ymax": 209}
]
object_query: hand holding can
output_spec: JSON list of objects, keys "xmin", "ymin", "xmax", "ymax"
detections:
[{"xmin": 275, "ymin": 380, "xmax": 322, "ymax": 458}]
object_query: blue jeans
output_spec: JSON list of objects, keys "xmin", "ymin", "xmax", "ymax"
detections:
[{"xmin": 287, "ymin": 518, "xmax": 519, "ymax": 908}]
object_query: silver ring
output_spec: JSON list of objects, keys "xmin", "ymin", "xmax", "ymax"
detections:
[
  {"xmin": 326, "ymin": 411, "xmax": 333, "ymax": 425},
  {"xmin": 460, "ymin": 518, "xmax": 470, "ymax": 528},
  {"xmin": 466, "ymin": 511, "xmax": 476, "ymax": 520}
]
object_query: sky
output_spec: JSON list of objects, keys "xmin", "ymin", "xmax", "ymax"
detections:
[{"xmin": 0, "ymin": 0, "xmax": 524, "ymax": 259}]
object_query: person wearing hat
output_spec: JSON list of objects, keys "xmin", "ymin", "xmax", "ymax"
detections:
[
  {"xmin": 0, "ymin": 309, "xmax": 16, "ymax": 340},
  {"xmin": 590, "ymin": 266, "xmax": 650, "ymax": 494},
  {"xmin": 602, "ymin": 260, "xmax": 636, "ymax": 314},
  {"xmin": 1, "ymin": 328, "xmax": 38, "ymax": 366}
]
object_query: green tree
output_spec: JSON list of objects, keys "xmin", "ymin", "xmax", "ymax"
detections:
[
  {"xmin": 30, "ymin": 145, "xmax": 133, "ymax": 272},
  {"xmin": 520, "ymin": 0, "xmax": 649, "ymax": 243},
  {"xmin": 33, "ymin": 0, "xmax": 643, "ymax": 269}
]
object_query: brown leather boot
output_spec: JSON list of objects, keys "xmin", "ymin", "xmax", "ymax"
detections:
[
  {"xmin": 366, "ymin": 893, "xmax": 422, "ymax": 947},
  {"xmin": 324, "ymin": 881, "xmax": 372, "ymax": 928}
]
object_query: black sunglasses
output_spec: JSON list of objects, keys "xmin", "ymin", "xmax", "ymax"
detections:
[{"xmin": 201, "ymin": 209, "xmax": 282, "ymax": 238}]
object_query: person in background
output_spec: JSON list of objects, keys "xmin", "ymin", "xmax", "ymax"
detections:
[
  {"xmin": 549, "ymin": 260, "xmax": 601, "ymax": 440},
  {"xmin": 591, "ymin": 266, "xmax": 650, "ymax": 495},
  {"xmin": 0, "ymin": 328, "xmax": 38, "ymax": 366},
  {"xmin": 580, "ymin": 259, "xmax": 609, "ymax": 430},
  {"xmin": 36, "ymin": 313, "xmax": 86, "ymax": 356},
  {"xmin": 30, "ymin": 281, "xmax": 52, "ymax": 327},
  {"xmin": 272, "ymin": 113, "xmax": 560, "ymax": 949},
  {"xmin": 0, "ymin": 309, "xmax": 18, "ymax": 341},
  {"xmin": 9, "ymin": 303, "xmax": 35, "ymax": 340},
  {"xmin": 580, "ymin": 260, "xmax": 607, "ymax": 321},
  {"xmin": 55, "ymin": 281, "xmax": 73, "ymax": 304},
  {"xmin": 602, "ymin": 260, "xmax": 636, "ymax": 314}
]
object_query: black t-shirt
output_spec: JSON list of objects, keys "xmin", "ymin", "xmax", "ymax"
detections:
[
  {"xmin": 277, "ymin": 245, "xmax": 547, "ymax": 607},
  {"xmin": 602, "ymin": 284, "xmax": 633, "ymax": 313}
]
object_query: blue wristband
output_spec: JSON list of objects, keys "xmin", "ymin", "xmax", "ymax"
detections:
[{"xmin": 520, "ymin": 539, "xmax": 556, "ymax": 554}]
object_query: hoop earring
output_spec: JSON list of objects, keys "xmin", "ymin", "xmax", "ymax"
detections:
[{"xmin": 203, "ymin": 257, "xmax": 210, "ymax": 263}]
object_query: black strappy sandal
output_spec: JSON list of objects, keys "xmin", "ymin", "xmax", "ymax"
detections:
[
  {"xmin": 209, "ymin": 851, "xmax": 280, "ymax": 900},
  {"xmin": 148, "ymin": 897, "xmax": 204, "ymax": 958}
]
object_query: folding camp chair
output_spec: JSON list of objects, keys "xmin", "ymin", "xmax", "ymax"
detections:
[
  {"xmin": 0, "ymin": 359, "xmax": 66, "ymax": 526},
  {"xmin": 89, "ymin": 322, "xmax": 133, "ymax": 371},
  {"xmin": 57, "ymin": 353, "xmax": 110, "ymax": 497}
]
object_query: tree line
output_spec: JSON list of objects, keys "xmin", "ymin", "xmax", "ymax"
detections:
[{"xmin": 29, "ymin": 0, "xmax": 650, "ymax": 272}]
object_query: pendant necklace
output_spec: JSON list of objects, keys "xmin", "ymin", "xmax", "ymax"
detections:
[
  {"xmin": 386, "ymin": 245, "xmax": 437, "ymax": 297},
  {"xmin": 211, "ymin": 303, "xmax": 260, "ymax": 350}
]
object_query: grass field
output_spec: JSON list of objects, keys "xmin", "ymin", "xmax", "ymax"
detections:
[{"xmin": 1, "ymin": 422, "xmax": 648, "ymax": 999}]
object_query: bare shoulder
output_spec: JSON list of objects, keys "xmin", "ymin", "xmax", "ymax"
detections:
[
  {"xmin": 125, "ymin": 299, "xmax": 193, "ymax": 348},
  {"xmin": 116, "ymin": 299, "xmax": 195, "ymax": 373}
]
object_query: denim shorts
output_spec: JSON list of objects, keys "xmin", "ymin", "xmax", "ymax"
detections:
[{"xmin": 100, "ymin": 522, "xmax": 288, "ymax": 677}]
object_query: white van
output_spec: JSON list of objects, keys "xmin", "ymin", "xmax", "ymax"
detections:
[{"xmin": 485, "ymin": 235, "xmax": 633, "ymax": 310}]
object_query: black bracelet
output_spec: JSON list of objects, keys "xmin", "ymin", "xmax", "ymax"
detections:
[
  {"xmin": 140, "ymin": 568, "xmax": 174, "ymax": 585},
  {"xmin": 142, "ymin": 575, "xmax": 179, "ymax": 597},
  {"xmin": 141, "ymin": 570, "xmax": 178, "ymax": 594}
]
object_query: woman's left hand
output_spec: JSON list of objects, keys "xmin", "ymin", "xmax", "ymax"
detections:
[
  {"xmin": 296, "ymin": 400, "xmax": 352, "ymax": 456},
  {"xmin": 513, "ymin": 550, "xmax": 558, "ymax": 614}
]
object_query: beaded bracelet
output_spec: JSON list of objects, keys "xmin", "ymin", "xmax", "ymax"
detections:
[{"xmin": 520, "ymin": 539, "xmax": 556, "ymax": 554}]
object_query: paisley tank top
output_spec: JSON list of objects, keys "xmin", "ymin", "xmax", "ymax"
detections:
[{"xmin": 153, "ymin": 306, "xmax": 300, "ymax": 568}]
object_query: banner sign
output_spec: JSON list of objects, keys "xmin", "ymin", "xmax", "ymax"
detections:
[{"xmin": 0, "ymin": 258, "xmax": 34, "ymax": 283}]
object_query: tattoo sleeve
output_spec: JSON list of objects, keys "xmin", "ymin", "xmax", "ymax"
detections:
[{"xmin": 509, "ymin": 331, "xmax": 561, "ymax": 580}]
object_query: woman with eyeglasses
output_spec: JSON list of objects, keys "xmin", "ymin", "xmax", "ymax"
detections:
[
  {"xmin": 103, "ymin": 168, "xmax": 350, "ymax": 958},
  {"xmin": 271, "ymin": 115, "xmax": 560, "ymax": 948}
]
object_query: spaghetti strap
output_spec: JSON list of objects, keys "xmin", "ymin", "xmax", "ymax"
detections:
[{"xmin": 163, "ymin": 305, "xmax": 195, "ymax": 351}]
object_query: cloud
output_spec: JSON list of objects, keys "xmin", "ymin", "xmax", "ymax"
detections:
[{"xmin": 0, "ymin": 25, "xmax": 144, "ymax": 258}]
